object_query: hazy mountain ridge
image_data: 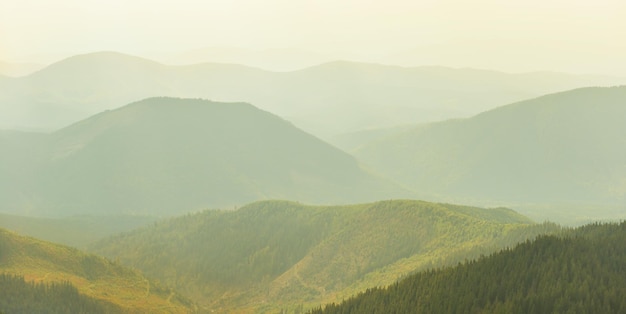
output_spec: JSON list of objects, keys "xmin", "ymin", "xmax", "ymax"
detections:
[
  {"xmin": 155, "ymin": 46, "xmax": 334, "ymax": 71},
  {"xmin": 0, "ymin": 61, "xmax": 44, "ymax": 77},
  {"xmin": 0, "ymin": 228, "xmax": 193, "ymax": 313},
  {"xmin": 311, "ymin": 222, "xmax": 626, "ymax": 314},
  {"xmin": 90, "ymin": 199, "xmax": 557, "ymax": 313},
  {"xmin": 356, "ymin": 86, "xmax": 626, "ymax": 220},
  {"xmin": 2, "ymin": 51, "xmax": 624, "ymax": 137},
  {"xmin": 0, "ymin": 97, "xmax": 408, "ymax": 216}
]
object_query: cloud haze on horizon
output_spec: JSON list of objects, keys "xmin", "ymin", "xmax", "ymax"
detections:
[{"xmin": 1, "ymin": 0, "xmax": 625, "ymax": 75}]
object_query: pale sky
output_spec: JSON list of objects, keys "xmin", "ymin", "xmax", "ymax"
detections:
[{"xmin": 1, "ymin": 0, "xmax": 625, "ymax": 75}]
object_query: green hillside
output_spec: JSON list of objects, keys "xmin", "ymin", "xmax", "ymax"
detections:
[
  {"xmin": 311, "ymin": 222, "xmax": 626, "ymax": 314},
  {"xmin": 356, "ymin": 86, "xmax": 626, "ymax": 221},
  {"xmin": 90, "ymin": 199, "xmax": 557, "ymax": 313},
  {"xmin": 0, "ymin": 97, "xmax": 406, "ymax": 216},
  {"xmin": 0, "ymin": 228, "xmax": 193, "ymax": 313},
  {"xmin": 2, "ymin": 51, "xmax": 625, "ymax": 136}
]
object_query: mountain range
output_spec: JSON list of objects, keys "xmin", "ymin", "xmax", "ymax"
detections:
[
  {"xmin": 2, "ymin": 51, "xmax": 624, "ymax": 138},
  {"xmin": 2, "ymin": 48, "xmax": 625, "ymax": 313},
  {"xmin": 0, "ymin": 97, "xmax": 406, "ymax": 217}
]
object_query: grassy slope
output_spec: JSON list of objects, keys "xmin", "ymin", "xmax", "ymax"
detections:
[
  {"xmin": 91, "ymin": 199, "xmax": 556, "ymax": 313},
  {"xmin": 0, "ymin": 228, "xmax": 193, "ymax": 313}
]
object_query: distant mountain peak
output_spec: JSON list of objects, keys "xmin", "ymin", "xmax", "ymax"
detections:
[{"xmin": 30, "ymin": 51, "xmax": 164, "ymax": 77}]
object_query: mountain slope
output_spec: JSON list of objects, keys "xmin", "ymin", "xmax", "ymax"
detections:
[
  {"xmin": 0, "ymin": 228, "xmax": 193, "ymax": 313},
  {"xmin": 311, "ymin": 222, "xmax": 626, "ymax": 314},
  {"xmin": 2, "ymin": 51, "xmax": 625, "ymax": 136},
  {"xmin": 356, "ymin": 86, "xmax": 626, "ymax": 212},
  {"xmin": 0, "ymin": 97, "xmax": 407, "ymax": 216},
  {"xmin": 90, "ymin": 199, "xmax": 556, "ymax": 313}
]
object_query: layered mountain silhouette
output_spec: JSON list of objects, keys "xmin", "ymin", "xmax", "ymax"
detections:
[
  {"xmin": 356, "ymin": 86, "xmax": 626, "ymax": 208},
  {"xmin": 2, "ymin": 51, "xmax": 624, "ymax": 137},
  {"xmin": 0, "ymin": 97, "xmax": 406, "ymax": 216}
]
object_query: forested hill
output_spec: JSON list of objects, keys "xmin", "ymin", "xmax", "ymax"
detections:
[
  {"xmin": 0, "ymin": 97, "xmax": 407, "ymax": 216},
  {"xmin": 91, "ymin": 199, "xmax": 558, "ymax": 312},
  {"xmin": 0, "ymin": 228, "xmax": 193, "ymax": 313},
  {"xmin": 310, "ymin": 222, "xmax": 626, "ymax": 314}
]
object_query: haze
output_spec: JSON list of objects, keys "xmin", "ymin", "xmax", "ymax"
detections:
[
  {"xmin": 2, "ymin": 0, "xmax": 625, "ymax": 75},
  {"xmin": 2, "ymin": 0, "xmax": 626, "ymax": 313}
]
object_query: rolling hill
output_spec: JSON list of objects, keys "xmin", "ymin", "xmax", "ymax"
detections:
[
  {"xmin": 90, "ymin": 199, "xmax": 558, "ymax": 313},
  {"xmin": 2, "ymin": 51, "xmax": 624, "ymax": 137},
  {"xmin": 0, "ymin": 97, "xmax": 407, "ymax": 216},
  {"xmin": 0, "ymin": 228, "xmax": 193, "ymax": 313},
  {"xmin": 311, "ymin": 222, "xmax": 626, "ymax": 314},
  {"xmin": 356, "ymin": 86, "xmax": 626, "ymax": 220}
]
